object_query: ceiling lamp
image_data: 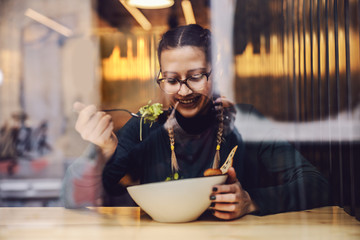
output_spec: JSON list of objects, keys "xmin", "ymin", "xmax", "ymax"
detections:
[
  {"xmin": 126, "ymin": 0, "xmax": 174, "ymax": 9},
  {"xmin": 119, "ymin": 0, "xmax": 152, "ymax": 30},
  {"xmin": 0, "ymin": 69, "xmax": 3, "ymax": 86},
  {"xmin": 181, "ymin": 0, "xmax": 196, "ymax": 24},
  {"xmin": 24, "ymin": 8, "xmax": 73, "ymax": 37}
]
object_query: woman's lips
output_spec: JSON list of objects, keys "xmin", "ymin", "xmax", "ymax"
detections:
[
  {"xmin": 176, "ymin": 95, "xmax": 201, "ymax": 107},
  {"xmin": 178, "ymin": 98, "xmax": 195, "ymax": 104}
]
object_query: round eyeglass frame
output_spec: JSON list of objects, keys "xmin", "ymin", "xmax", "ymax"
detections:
[{"xmin": 156, "ymin": 70, "xmax": 212, "ymax": 94}]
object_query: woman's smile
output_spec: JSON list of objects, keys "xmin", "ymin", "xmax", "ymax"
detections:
[{"xmin": 176, "ymin": 95, "xmax": 201, "ymax": 107}]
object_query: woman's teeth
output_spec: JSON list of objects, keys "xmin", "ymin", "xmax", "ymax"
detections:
[{"xmin": 179, "ymin": 99, "xmax": 195, "ymax": 104}]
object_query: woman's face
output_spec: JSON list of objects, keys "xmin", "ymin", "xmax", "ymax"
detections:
[{"xmin": 159, "ymin": 46, "xmax": 212, "ymax": 118}]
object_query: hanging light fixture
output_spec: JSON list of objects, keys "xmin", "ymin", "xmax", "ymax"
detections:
[
  {"xmin": 0, "ymin": 69, "xmax": 3, "ymax": 86},
  {"xmin": 24, "ymin": 8, "xmax": 73, "ymax": 37},
  {"xmin": 181, "ymin": 0, "xmax": 196, "ymax": 24},
  {"xmin": 126, "ymin": 0, "xmax": 174, "ymax": 9},
  {"xmin": 119, "ymin": 0, "xmax": 152, "ymax": 30}
]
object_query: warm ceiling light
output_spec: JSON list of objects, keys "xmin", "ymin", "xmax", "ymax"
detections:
[
  {"xmin": 0, "ymin": 69, "xmax": 3, "ymax": 86},
  {"xmin": 126, "ymin": 0, "xmax": 174, "ymax": 9},
  {"xmin": 181, "ymin": 0, "xmax": 196, "ymax": 24},
  {"xmin": 24, "ymin": 8, "xmax": 73, "ymax": 37},
  {"xmin": 120, "ymin": 0, "xmax": 152, "ymax": 30}
]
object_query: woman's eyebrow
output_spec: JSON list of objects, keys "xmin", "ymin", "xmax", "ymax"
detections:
[
  {"xmin": 187, "ymin": 68, "xmax": 207, "ymax": 73},
  {"xmin": 162, "ymin": 71, "xmax": 178, "ymax": 75},
  {"xmin": 162, "ymin": 68, "xmax": 207, "ymax": 75}
]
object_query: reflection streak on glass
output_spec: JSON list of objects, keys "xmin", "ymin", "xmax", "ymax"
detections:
[{"xmin": 234, "ymin": 0, "xmax": 360, "ymax": 219}]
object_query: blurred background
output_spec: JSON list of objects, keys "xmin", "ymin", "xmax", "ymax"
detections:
[{"xmin": 0, "ymin": 0, "xmax": 359, "ymax": 221}]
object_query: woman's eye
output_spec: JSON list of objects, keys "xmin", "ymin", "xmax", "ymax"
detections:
[
  {"xmin": 166, "ymin": 78, "xmax": 178, "ymax": 84},
  {"xmin": 190, "ymin": 74, "xmax": 203, "ymax": 80}
]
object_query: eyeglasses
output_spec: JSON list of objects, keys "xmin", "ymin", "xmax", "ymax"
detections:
[{"xmin": 156, "ymin": 70, "xmax": 212, "ymax": 94}]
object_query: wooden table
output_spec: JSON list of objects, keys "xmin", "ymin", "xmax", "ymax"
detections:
[{"xmin": 0, "ymin": 206, "xmax": 359, "ymax": 240}]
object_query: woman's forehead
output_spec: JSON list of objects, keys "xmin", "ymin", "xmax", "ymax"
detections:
[
  {"xmin": 161, "ymin": 46, "xmax": 205, "ymax": 58},
  {"xmin": 160, "ymin": 46, "xmax": 208, "ymax": 70}
]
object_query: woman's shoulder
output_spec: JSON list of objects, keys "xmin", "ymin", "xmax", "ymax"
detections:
[
  {"xmin": 115, "ymin": 114, "xmax": 166, "ymax": 142},
  {"xmin": 235, "ymin": 103, "xmax": 257, "ymax": 115},
  {"xmin": 119, "ymin": 112, "xmax": 166, "ymax": 130},
  {"xmin": 235, "ymin": 104, "xmax": 267, "ymax": 119}
]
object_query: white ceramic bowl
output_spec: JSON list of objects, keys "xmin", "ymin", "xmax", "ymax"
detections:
[{"xmin": 127, "ymin": 175, "xmax": 227, "ymax": 223}]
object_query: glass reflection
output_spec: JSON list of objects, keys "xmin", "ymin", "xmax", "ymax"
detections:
[{"xmin": 233, "ymin": 0, "xmax": 359, "ymax": 218}]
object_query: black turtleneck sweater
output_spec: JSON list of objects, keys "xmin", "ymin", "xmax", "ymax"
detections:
[
  {"xmin": 174, "ymin": 103, "xmax": 216, "ymax": 134},
  {"xmin": 102, "ymin": 104, "xmax": 329, "ymax": 215},
  {"xmin": 102, "ymin": 102, "xmax": 239, "ymax": 187}
]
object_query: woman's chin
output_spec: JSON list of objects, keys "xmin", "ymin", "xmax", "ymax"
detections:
[
  {"xmin": 172, "ymin": 95, "xmax": 211, "ymax": 118},
  {"xmin": 176, "ymin": 107, "xmax": 200, "ymax": 118}
]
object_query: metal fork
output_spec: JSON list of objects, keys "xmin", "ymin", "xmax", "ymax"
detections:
[
  {"xmin": 102, "ymin": 105, "xmax": 173, "ymax": 118},
  {"xmin": 102, "ymin": 108, "xmax": 141, "ymax": 118}
]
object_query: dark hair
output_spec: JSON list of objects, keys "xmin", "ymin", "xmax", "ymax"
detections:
[{"xmin": 157, "ymin": 24, "xmax": 211, "ymax": 64}]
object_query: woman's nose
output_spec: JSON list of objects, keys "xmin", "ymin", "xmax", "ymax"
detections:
[{"xmin": 177, "ymin": 83, "xmax": 193, "ymax": 96}]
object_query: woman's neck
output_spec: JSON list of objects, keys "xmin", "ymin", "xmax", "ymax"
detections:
[{"xmin": 175, "ymin": 102, "xmax": 216, "ymax": 134}]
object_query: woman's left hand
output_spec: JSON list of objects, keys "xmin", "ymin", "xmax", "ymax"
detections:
[{"xmin": 210, "ymin": 167, "xmax": 258, "ymax": 220}]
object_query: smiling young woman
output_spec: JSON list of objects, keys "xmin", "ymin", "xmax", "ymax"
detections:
[{"xmin": 63, "ymin": 24, "xmax": 329, "ymax": 221}]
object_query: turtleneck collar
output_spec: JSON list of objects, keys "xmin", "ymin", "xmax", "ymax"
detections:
[{"xmin": 175, "ymin": 102, "xmax": 217, "ymax": 135}]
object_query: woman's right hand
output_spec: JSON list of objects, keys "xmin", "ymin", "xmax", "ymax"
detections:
[{"xmin": 73, "ymin": 102, "xmax": 118, "ymax": 161}]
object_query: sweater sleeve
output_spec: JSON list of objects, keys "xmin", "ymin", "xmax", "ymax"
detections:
[
  {"xmin": 235, "ymin": 104, "xmax": 330, "ymax": 215},
  {"xmin": 102, "ymin": 117, "xmax": 166, "ymax": 196},
  {"xmin": 61, "ymin": 144, "xmax": 104, "ymax": 208},
  {"xmin": 247, "ymin": 139, "xmax": 330, "ymax": 215}
]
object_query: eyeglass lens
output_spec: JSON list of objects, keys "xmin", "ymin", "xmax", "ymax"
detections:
[{"xmin": 159, "ymin": 74, "xmax": 208, "ymax": 94}]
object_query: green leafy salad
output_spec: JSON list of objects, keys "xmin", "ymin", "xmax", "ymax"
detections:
[
  {"xmin": 139, "ymin": 100, "xmax": 163, "ymax": 126},
  {"xmin": 138, "ymin": 101, "xmax": 163, "ymax": 141}
]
